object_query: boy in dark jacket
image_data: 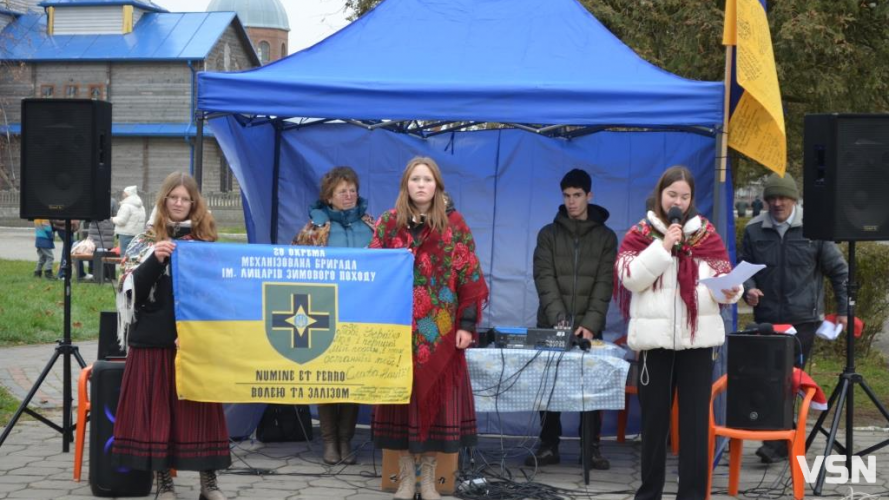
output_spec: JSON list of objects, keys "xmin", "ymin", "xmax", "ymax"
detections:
[{"xmin": 526, "ymin": 169, "xmax": 618, "ymax": 469}]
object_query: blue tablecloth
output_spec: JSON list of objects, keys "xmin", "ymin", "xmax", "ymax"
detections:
[{"xmin": 466, "ymin": 342, "xmax": 630, "ymax": 413}]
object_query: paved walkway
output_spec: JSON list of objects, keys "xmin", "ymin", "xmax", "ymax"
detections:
[{"xmin": 1, "ymin": 341, "xmax": 888, "ymax": 499}]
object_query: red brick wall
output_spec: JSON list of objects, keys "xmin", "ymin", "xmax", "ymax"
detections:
[{"xmin": 247, "ymin": 27, "xmax": 289, "ymax": 63}]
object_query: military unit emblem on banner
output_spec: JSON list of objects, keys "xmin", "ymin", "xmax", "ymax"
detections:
[{"xmin": 264, "ymin": 283, "xmax": 338, "ymax": 364}]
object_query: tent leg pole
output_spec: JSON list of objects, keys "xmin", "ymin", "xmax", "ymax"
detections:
[
  {"xmin": 195, "ymin": 112, "xmax": 205, "ymax": 191},
  {"xmin": 270, "ymin": 122, "xmax": 282, "ymax": 244},
  {"xmin": 714, "ymin": 44, "xmax": 733, "ymax": 239},
  {"xmin": 713, "ymin": 132, "xmax": 727, "ymax": 239}
]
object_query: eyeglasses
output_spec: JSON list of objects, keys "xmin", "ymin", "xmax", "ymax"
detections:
[
  {"xmin": 333, "ymin": 188, "xmax": 358, "ymax": 198},
  {"xmin": 165, "ymin": 196, "xmax": 193, "ymax": 205}
]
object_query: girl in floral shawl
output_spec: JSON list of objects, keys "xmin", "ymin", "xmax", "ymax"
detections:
[
  {"xmin": 371, "ymin": 157, "xmax": 488, "ymax": 500},
  {"xmin": 111, "ymin": 172, "xmax": 230, "ymax": 500}
]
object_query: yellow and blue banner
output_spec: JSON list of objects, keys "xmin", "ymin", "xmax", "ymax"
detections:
[
  {"xmin": 723, "ymin": 0, "xmax": 786, "ymax": 176},
  {"xmin": 171, "ymin": 241, "xmax": 414, "ymax": 405}
]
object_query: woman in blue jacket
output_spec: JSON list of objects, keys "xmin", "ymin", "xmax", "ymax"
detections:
[{"xmin": 293, "ymin": 166, "xmax": 374, "ymax": 464}]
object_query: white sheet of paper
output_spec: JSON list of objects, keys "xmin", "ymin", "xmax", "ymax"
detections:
[
  {"xmin": 700, "ymin": 261, "xmax": 765, "ymax": 297},
  {"xmin": 816, "ymin": 320, "xmax": 844, "ymax": 341}
]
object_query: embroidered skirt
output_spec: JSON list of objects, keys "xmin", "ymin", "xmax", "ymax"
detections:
[
  {"xmin": 372, "ymin": 356, "xmax": 477, "ymax": 454},
  {"xmin": 111, "ymin": 346, "xmax": 231, "ymax": 471}
]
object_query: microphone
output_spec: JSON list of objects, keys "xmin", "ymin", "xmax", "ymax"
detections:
[
  {"xmin": 667, "ymin": 206, "xmax": 683, "ymax": 226},
  {"xmin": 731, "ymin": 322, "xmax": 775, "ymax": 335},
  {"xmin": 757, "ymin": 323, "xmax": 775, "ymax": 335}
]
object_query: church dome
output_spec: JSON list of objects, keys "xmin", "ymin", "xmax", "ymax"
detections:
[{"xmin": 207, "ymin": 0, "xmax": 289, "ymax": 31}]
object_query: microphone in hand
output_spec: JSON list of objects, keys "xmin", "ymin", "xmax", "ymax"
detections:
[{"xmin": 667, "ymin": 206, "xmax": 683, "ymax": 226}]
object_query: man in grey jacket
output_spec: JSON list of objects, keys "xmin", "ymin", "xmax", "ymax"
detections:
[
  {"xmin": 739, "ymin": 172, "xmax": 848, "ymax": 463},
  {"xmin": 525, "ymin": 169, "xmax": 617, "ymax": 469}
]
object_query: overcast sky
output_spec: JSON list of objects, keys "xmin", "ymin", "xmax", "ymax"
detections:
[{"xmin": 152, "ymin": 0, "xmax": 352, "ymax": 53}]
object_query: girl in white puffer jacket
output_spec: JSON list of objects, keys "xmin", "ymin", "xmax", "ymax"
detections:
[
  {"xmin": 112, "ymin": 186, "xmax": 146, "ymax": 253},
  {"xmin": 614, "ymin": 166, "xmax": 742, "ymax": 500}
]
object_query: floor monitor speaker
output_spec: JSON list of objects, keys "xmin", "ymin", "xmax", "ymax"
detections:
[{"xmin": 726, "ymin": 334, "xmax": 794, "ymax": 430}]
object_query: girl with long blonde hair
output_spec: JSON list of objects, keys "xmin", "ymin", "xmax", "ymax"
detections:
[
  {"xmin": 112, "ymin": 172, "xmax": 229, "ymax": 500},
  {"xmin": 371, "ymin": 157, "xmax": 488, "ymax": 500}
]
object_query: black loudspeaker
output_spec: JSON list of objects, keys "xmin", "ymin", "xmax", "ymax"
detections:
[
  {"xmin": 255, "ymin": 404, "xmax": 314, "ymax": 443},
  {"xmin": 20, "ymin": 99, "xmax": 112, "ymax": 220},
  {"xmin": 803, "ymin": 113, "xmax": 889, "ymax": 241},
  {"xmin": 726, "ymin": 334, "xmax": 794, "ymax": 430},
  {"xmin": 97, "ymin": 311, "xmax": 126, "ymax": 361},
  {"xmin": 89, "ymin": 360, "xmax": 152, "ymax": 497}
]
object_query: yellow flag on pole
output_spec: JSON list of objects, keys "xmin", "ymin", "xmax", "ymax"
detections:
[{"xmin": 723, "ymin": 0, "xmax": 786, "ymax": 176}]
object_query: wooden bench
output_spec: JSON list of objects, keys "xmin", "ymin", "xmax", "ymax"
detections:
[{"xmin": 71, "ymin": 252, "xmax": 120, "ymax": 283}]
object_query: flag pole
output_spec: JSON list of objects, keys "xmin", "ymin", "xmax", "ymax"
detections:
[{"xmin": 713, "ymin": 44, "xmax": 733, "ymax": 238}]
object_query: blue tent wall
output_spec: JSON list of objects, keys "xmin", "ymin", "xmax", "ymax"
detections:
[
  {"xmin": 210, "ymin": 120, "xmax": 736, "ymax": 438},
  {"xmin": 210, "ymin": 120, "xmax": 721, "ymax": 335}
]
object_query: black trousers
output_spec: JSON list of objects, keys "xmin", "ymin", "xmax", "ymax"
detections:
[
  {"xmin": 793, "ymin": 321, "xmax": 817, "ymax": 368},
  {"xmin": 538, "ymin": 409, "xmax": 601, "ymax": 448},
  {"xmin": 635, "ymin": 348, "xmax": 713, "ymax": 500}
]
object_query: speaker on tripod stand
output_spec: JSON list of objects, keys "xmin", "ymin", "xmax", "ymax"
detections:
[
  {"xmin": 0, "ymin": 99, "xmax": 112, "ymax": 452},
  {"xmin": 802, "ymin": 113, "xmax": 889, "ymax": 495}
]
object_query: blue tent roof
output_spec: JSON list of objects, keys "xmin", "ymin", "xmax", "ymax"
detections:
[
  {"xmin": 0, "ymin": 11, "xmax": 259, "ymax": 63},
  {"xmin": 197, "ymin": 0, "xmax": 724, "ymax": 127}
]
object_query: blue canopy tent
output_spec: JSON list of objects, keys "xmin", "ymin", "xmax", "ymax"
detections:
[{"xmin": 195, "ymin": 0, "xmax": 734, "ymax": 439}]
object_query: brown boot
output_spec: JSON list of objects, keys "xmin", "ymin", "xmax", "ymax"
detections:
[
  {"xmin": 155, "ymin": 469, "xmax": 176, "ymax": 500},
  {"xmin": 317, "ymin": 404, "xmax": 341, "ymax": 464},
  {"xmin": 418, "ymin": 455, "xmax": 441, "ymax": 500},
  {"xmin": 393, "ymin": 454, "xmax": 416, "ymax": 500},
  {"xmin": 199, "ymin": 470, "xmax": 226, "ymax": 500},
  {"xmin": 338, "ymin": 403, "xmax": 359, "ymax": 464}
]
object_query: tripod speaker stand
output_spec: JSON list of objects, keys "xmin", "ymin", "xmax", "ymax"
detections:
[
  {"xmin": 801, "ymin": 113, "xmax": 889, "ymax": 494},
  {"xmin": 0, "ymin": 221, "xmax": 88, "ymax": 451},
  {"xmin": 804, "ymin": 241, "xmax": 889, "ymax": 495}
]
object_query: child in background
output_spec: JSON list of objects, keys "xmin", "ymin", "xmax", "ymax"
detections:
[{"xmin": 34, "ymin": 219, "xmax": 54, "ymax": 279}]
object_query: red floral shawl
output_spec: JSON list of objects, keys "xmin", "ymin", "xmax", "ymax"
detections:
[
  {"xmin": 370, "ymin": 209, "xmax": 488, "ymax": 440},
  {"xmin": 613, "ymin": 215, "xmax": 731, "ymax": 340}
]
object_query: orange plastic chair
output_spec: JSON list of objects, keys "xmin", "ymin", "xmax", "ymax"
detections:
[
  {"xmin": 73, "ymin": 364, "xmax": 93, "ymax": 481},
  {"xmin": 706, "ymin": 374, "xmax": 816, "ymax": 500},
  {"xmin": 616, "ymin": 385, "xmax": 636, "ymax": 443},
  {"xmin": 617, "ymin": 386, "xmax": 680, "ymax": 456}
]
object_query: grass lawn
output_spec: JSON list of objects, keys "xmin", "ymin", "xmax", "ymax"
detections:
[
  {"xmin": 0, "ymin": 385, "xmax": 19, "ymax": 427},
  {"xmin": 808, "ymin": 350, "xmax": 889, "ymax": 427},
  {"xmin": 218, "ymin": 224, "xmax": 247, "ymax": 234},
  {"xmin": 0, "ymin": 259, "xmax": 116, "ymax": 346},
  {"xmin": 217, "ymin": 235, "xmax": 248, "ymax": 243}
]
